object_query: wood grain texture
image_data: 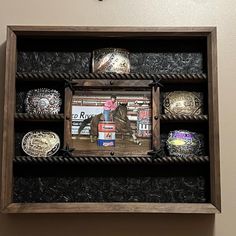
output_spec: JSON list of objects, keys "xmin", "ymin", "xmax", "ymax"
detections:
[
  {"xmin": 73, "ymin": 79, "xmax": 150, "ymax": 88},
  {"xmin": 207, "ymin": 28, "xmax": 221, "ymax": 212},
  {"xmin": 72, "ymin": 150, "xmax": 150, "ymax": 158},
  {"xmin": 2, "ymin": 203, "xmax": 219, "ymax": 214},
  {"xmin": 7, "ymin": 26, "xmax": 215, "ymax": 37},
  {"xmin": 152, "ymin": 87, "xmax": 160, "ymax": 150},
  {"xmin": 1, "ymin": 27, "xmax": 17, "ymax": 211},
  {"xmin": 64, "ymin": 87, "xmax": 72, "ymax": 148}
]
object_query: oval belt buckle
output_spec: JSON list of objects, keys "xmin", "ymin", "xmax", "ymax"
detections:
[{"xmin": 25, "ymin": 88, "xmax": 62, "ymax": 114}]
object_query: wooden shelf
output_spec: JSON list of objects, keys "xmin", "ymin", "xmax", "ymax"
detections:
[
  {"xmin": 2, "ymin": 202, "xmax": 219, "ymax": 214},
  {"xmin": 3, "ymin": 202, "xmax": 219, "ymax": 214},
  {"xmin": 160, "ymin": 114, "xmax": 208, "ymax": 122},
  {"xmin": 16, "ymin": 72, "xmax": 207, "ymax": 83},
  {"xmin": 14, "ymin": 155, "xmax": 209, "ymax": 165},
  {"xmin": 15, "ymin": 113, "xmax": 64, "ymax": 121}
]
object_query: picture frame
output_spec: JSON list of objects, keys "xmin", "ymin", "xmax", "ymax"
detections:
[{"xmin": 64, "ymin": 80, "xmax": 160, "ymax": 157}]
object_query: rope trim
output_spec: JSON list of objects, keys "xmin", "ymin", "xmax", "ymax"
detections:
[
  {"xmin": 14, "ymin": 155, "xmax": 209, "ymax": 165},
  {"xmin": 161, "ymin": 114, "xmax": 208, "ymax": 121},
  {"xmin": 15, "ymin": 113, "xmax": 64, "ymax": 120},
  {"xmin": 16, "ymin": 72, "xmax": 207, "ymax": 81}
]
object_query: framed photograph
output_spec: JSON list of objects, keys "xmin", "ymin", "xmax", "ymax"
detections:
[{"xmin": 64, "ymin": 80, "xmax": 160, "ymax": 157}]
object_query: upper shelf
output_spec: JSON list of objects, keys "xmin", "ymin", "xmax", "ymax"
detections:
[{"xmin": 16, "ymin": 72, "xmax": 207, "ymax": 83}]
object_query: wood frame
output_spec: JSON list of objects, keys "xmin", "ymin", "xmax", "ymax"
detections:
[
  {"xmin": 65, "ymin": 81, "xmax": 156, "ymax": 157},
  {"xmin": 1, "ymin": 26, "xmax": 221, "ymax": 214}
]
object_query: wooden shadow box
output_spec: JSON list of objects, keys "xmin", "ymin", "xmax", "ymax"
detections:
[{"xmin": 1, "ymin": 26, "xmax": 220, "ymax": 213}]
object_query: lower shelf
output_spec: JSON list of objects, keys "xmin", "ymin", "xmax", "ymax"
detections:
[
  {"xmin": 2, "ymin": 202, "xmax": 219, "ymax": 214},
  {"xmin": 14, "ymin": 155, "xmax": 209, "ymax": 165},
  {"xmin": 12, "ymin": 155, "xmax": 211, "ymax": 212},
  {"xmin": 13, "ymin": 162, "xmax": 209, "ymax": 204}
]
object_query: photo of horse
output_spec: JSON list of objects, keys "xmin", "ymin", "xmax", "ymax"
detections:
[{"xmin": 71, "ymin": 91, "xmax": 152, "ymax": 155}]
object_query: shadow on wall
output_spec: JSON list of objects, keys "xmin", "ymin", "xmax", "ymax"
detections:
[
  {"xmin": 0, "ymin": 213, "xmax": 214, "ymax": 236},
  {"xmin": 0, "ymin": 41, "xmax": 214, "ymax": 236}
]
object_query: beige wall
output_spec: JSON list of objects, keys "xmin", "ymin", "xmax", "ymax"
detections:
[{"xmin": 0, "ymin": 0, "xmax": 235, "ymax": 235}]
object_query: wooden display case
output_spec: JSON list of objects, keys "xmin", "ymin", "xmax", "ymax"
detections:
[{"xmin": 1, "ymin": 26, "xmax": 220, "ymax": 213}]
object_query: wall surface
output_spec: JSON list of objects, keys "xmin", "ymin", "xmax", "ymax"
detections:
[{"xmin": 0, "ymin": 0, "xmax": 235, "ymax": 235}]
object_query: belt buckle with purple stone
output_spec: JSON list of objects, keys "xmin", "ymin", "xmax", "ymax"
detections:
[{"xmin": 166, "ymin": 130, "xmax": 204, "ymax": 157}]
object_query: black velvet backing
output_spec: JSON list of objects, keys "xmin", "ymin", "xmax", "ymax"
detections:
[
  {"xmin": 17, "ymin": 52, "xmax": 204, "ymax": 74},
  {"xmin": 13, "ymin": 176, "xmax": 207, "ymax": 203},
  {"xmin": 13, "ymin": 164, "xmax": 209, "ymax": 203},
  {"xmin": 14, "ymin": 36, "xmax": 209, "ymax": 203}
]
